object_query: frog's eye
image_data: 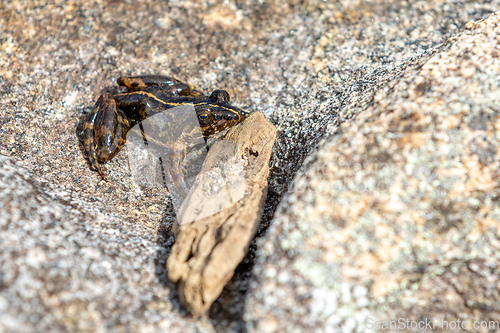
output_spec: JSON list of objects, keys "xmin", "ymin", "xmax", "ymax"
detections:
[
  {"xmin": 209, "ymin": 90, "xmax": 230, "ymax": 103},
  {"xmin": 197, "ymin": 111, "xmax": 213, "ymax": 125}
]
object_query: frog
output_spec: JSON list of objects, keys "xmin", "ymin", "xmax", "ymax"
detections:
[{"xmin": 83, "ymin": 75, "xmax": 248, "ymax": 193}]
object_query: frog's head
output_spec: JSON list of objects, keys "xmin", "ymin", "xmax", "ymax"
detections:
[{"xmin": 196, "ymin": 89, "xmax": 249, "ymax": 136}]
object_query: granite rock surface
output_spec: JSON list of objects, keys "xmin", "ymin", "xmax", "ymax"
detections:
[
  {"xmin": 245, "ymin": 12, "xmax": 500, "ymax": 333},
  {"xmin": 1, "ymin": 0, "xmax": 499, "ymax": 332}
]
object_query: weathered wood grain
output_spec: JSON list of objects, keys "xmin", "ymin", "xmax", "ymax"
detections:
[{"xmin": 167, "ymin": 112, "xmax": 276, "ymax": 315}]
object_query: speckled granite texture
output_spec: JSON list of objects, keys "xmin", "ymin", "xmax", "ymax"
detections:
[
  {"xmin": 245, "ymin": 12, "xmax": 500, "ymax": 333},
  {"xmin": 1, "ymin": 0, "xmax": 499, "ymax": 332}
]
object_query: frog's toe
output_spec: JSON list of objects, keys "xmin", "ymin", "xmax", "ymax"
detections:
[
  {"xmin": 117, "ymin": 76, "xmax": 147, "ymax": 89},
  {"xmin": 93, "ymin": 163, "xmax": 109, "ymax": 181},
  {"xmin": 99, "ymin": 171, "xmax": 109, "ymax": 182},
  {"xmin": 179, "ymin": 178, "xmax": 190, "ymax": 197},
  {"xmin": 87, "ymin": 155, "xmax": 106, "ymax": 180}
]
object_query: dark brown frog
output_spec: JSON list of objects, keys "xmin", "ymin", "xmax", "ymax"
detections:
[{"xmin": 83, "ymin": 75, "xmax": 248, "ymax": 192}]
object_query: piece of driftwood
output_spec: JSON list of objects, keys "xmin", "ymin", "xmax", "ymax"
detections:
[{"xmin": 166, "ymin": 112, "xmax": 276, "ymax": 315}]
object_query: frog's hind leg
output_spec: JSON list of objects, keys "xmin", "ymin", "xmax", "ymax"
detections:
[
  {"xmin": 84, "ymin": 94, "xmax": 112, "ymax": 179},
  {"xmin": 84, "ymin": 93, "xmax": 129, "ymax": 180},
  {"xmin": 116, "ymin": 75, "xmax": 203, "ymax": 97}
]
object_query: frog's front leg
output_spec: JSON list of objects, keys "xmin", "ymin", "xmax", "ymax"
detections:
[
  {"xmin": 83, "ymin": 93, "xmax": 131, "ymax": 180},
  {"xmin": 170, "ymin": 141, "xmax": 190, "ymax": 196},
  {"xmin": 168, "ymin": 128, "xmax": 207, "ymax": 196},
  {"xmin": 117, "ymin": 75, "xmax": 203, "ymax": 97}
]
